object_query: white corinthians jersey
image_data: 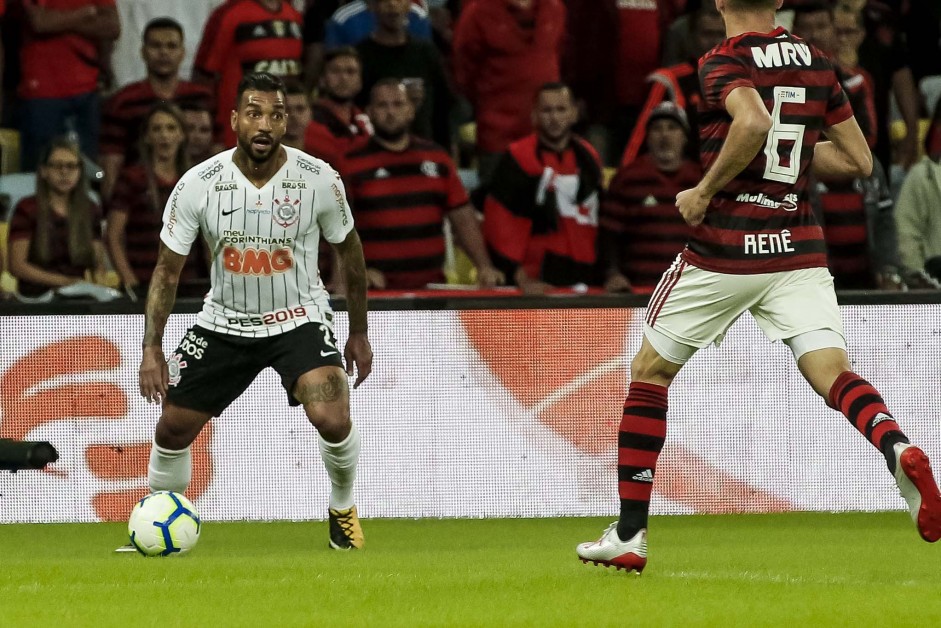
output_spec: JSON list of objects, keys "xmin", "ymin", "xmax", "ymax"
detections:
[{"xmin": 160, "ymin": 146, "xmax": 354, "ymax": 337}]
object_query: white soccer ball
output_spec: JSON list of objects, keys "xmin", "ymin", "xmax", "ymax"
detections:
[{"xmin": 127, "ymin": 491, "xmax": 201, "ymax": 556}]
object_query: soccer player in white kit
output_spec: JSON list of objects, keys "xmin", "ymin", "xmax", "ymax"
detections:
[{"xmin": 132, "ymin": 72, "xmax": 372, "ymax": 551}]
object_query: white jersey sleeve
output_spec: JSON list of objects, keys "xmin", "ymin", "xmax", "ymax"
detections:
[
  {"xmin": 318, "ymin": 167, "xmax": 354, "ymax": 244},
  {"xmin": 160, "ymin": 167, "xmax": 208, "ymax": 256}
]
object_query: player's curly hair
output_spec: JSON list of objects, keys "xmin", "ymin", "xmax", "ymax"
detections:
[{"xmin": 235, "ymin": 72, "xmax": 287, "ymax": 108}]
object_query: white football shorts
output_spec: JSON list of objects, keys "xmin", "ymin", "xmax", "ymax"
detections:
[{"xmin": 643, "ymin": 255, "xmax": 846, "ymax": 364}]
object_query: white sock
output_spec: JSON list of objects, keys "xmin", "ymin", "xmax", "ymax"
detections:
[
  {"xmin": 148, "ymin": 441, "xmax": 192, "ymax": 493},
  {"xmin": 318, "ymin": 423, "xmax": 360, "ymax": 510}
]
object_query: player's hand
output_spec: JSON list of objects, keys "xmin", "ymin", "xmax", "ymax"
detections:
[
  {"xmin": 139, "ymin": 345, "xmax": 169, "ymax": 404},
  {"xmin": 476, "ymin": 265, "xmax": 505, "ymax": 288},
  {"xmin": 365, "ymin": 268, "xmax": 387, "ymax": 290},
  {"xmin": 604, "ymin": 272, "xmax": 633, "ymax": 293},
  {"xmin": 344, "ymin": 332, "xmax": 373, "ymax": 389},
  {"xmin": 676, "ymin": 187, "xmax": 711, "ymax": 226}
]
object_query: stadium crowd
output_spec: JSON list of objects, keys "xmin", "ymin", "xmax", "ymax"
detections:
[{"xmin": 1, "ymin": 0, "xmax": 940, "ymax": 301}]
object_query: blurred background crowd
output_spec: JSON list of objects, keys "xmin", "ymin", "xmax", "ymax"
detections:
[{"xmin": 0, "ymin": 0, "xmax": 940, "ymax": 302}]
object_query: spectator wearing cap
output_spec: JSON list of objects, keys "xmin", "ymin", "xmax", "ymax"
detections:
[
  {"xmin": 600, "ymin": 102, "xmax": 700, "ymax": 293},
  {"xmin": 619, "ymin": 4, "xmax": 725, "ymax": 168}
]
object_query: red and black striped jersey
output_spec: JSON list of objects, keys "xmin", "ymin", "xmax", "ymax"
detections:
[
  {"xmin": 601, "ymin": 155, "xmax": 700, "ymax": 291},
  {"xmin": 195, "ymin": 0, "xmax": 303, "ymax": 147},
  {"xmin": 685, "ymin": 27, "xmax": 854, "ymax": 274},
  {"xmin": 100, "ymin": 80, "xmax": 215, "ymax": 162},
  {"xmin": 815, "ymin": 179, "xmax": 873, "ymax": 289},
  {"xmin": 338, "ymin": 137, "xmax": 468, "ymax": 289}
]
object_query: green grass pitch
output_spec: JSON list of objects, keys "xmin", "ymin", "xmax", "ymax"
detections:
[{"xmin": 2, "ymin": 512, "xmax": 939, "ymax": 627}]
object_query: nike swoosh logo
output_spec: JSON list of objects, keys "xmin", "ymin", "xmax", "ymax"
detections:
[
  {"xmin": 320, "ymin": 350, "xmax": 338, "ymax": 357},
  {"xmin": 222, "ymin": 207, "xmax": 243, "ymax": 216}
]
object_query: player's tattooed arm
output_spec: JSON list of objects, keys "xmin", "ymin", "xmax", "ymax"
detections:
[
  {"xmin": 332, "ymin": 229, "xmax": 373, "ymax": 388},
  {"xmin": 143, "ymin": 243, "xmax": 188, "ymax": 347},
  {"xmin": 140, "ymin": 244, "xmax": 188, "ymax": 402},
  {"xmin": 333, "ymin": 229, "xmax": 369, "ymax": 334}
]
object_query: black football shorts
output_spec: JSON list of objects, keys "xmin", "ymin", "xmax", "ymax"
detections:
[{"xmin": 165, "ymin": 322, "xmax": 345, "ymax": 415}]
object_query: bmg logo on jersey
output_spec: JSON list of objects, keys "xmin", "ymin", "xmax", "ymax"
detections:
[{"xmin": 223, "ymin": 246, "xmax": 295, "ymax": 276}]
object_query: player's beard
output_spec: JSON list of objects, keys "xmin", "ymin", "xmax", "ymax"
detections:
[{"xmin": 239, "ymin": 133, "xmax": 280, "ymax": 164}]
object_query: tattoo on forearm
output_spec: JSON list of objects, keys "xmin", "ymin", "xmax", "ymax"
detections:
[
  {"xmin": 297, "ymin": 373, "xmax": 346, "ymax": 403},
  {"xmin": 338, "ymin": 231, "xmax": 369, "ymax": 333},
  {"xmin": 143, "ymin": 268, "xmax": 178, "ymax": 347}
]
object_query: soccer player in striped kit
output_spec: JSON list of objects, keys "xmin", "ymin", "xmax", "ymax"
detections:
[
  {"xmin": 130, "ymin": 72, "xmax": 372, "ymax": 551},
  {"xmin": 577, "ymin": 0, "xmax": 941, "ymax": 573}
]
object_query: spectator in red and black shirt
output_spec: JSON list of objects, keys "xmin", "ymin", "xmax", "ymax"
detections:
[
  {"xmin": 105, "ymin": 104, "xmax": 208, "ymax": 298},
  {"xmin": 601, "ymin": 102, "xmax": 700, "ymax": 294},
  {"xmin": 8, "ymin": 138, "xmax": 108, "ymax": 298},
  {"xmin": 194, "ymin": 0, "xmax": 303, "ymax": 147},
  {"xmin": 100, "ymin": 18, "xmax": 215, "ymax": 200},
  {"xmin": 305, "ymin": 47, "xmax": 372, "ymax": 167},
  {"xmin": 483, "ymin": 83, "xmax": 603, "ymax": 294},
  {"xmin": 339, "ymin": 79, "xmax": 501, "ymax": 290}
]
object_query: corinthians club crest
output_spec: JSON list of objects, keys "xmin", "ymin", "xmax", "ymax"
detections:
[
  {"xmin": 167, "ymin": 353, "xmax": 187, "ymax": 387},
  {"xmin": 273, "ymin": 195, "xmax": 301, "ymax": 227}
]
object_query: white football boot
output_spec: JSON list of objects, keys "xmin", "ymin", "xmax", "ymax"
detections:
[
  {"xmin": 576, "ymin": 523, "xmax": 647, "ymax": 573},
  {"xmin": 893, "ymin": 443, "xmax": 941, "ymax": 542}
]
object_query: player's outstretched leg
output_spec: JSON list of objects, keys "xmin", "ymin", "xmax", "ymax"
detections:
[
  {"xmin": 577, "ymin": 381, "xmax": 668, "ymax": 573},
  {"xmin": 829, "ymin": 371, "xmax": 941, "ymax": 542}
]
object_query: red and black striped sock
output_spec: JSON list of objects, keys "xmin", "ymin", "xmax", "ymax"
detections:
[
  {"xmin": 829, "ymin": 371, "xmax": 909, "ymax": 472},
  {"xmin": 617, "ymin": 381, "xmax": 668, "ymax": 540}
]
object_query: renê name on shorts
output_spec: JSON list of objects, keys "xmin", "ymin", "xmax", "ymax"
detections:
[{"xmin": 744, "ymin": 230, "xmax": 795, "ymax": 255}]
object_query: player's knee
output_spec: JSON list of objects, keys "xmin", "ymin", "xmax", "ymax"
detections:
[
  {"xmin": 304, "ymin": 403, "xmax": 351, "ymax": 440},
  {"xmin": 630, "ymin": 349, "xmax": 679, "ymax": 387},
  {"xmin": 154, "ymin": 408, "xmax": 207, "ymax": 450},
  {"xmin": 154, "ymin": 419, "xmax": 199, "ymax": 450}
]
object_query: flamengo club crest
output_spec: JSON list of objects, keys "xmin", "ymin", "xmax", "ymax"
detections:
[
  {"xmin": 273, "ymin": 195, "xmax": 301, "ymax": 227},
  {"xmin": 167, "ymin": 353, "xmax": 187, "ymax": 387}
]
